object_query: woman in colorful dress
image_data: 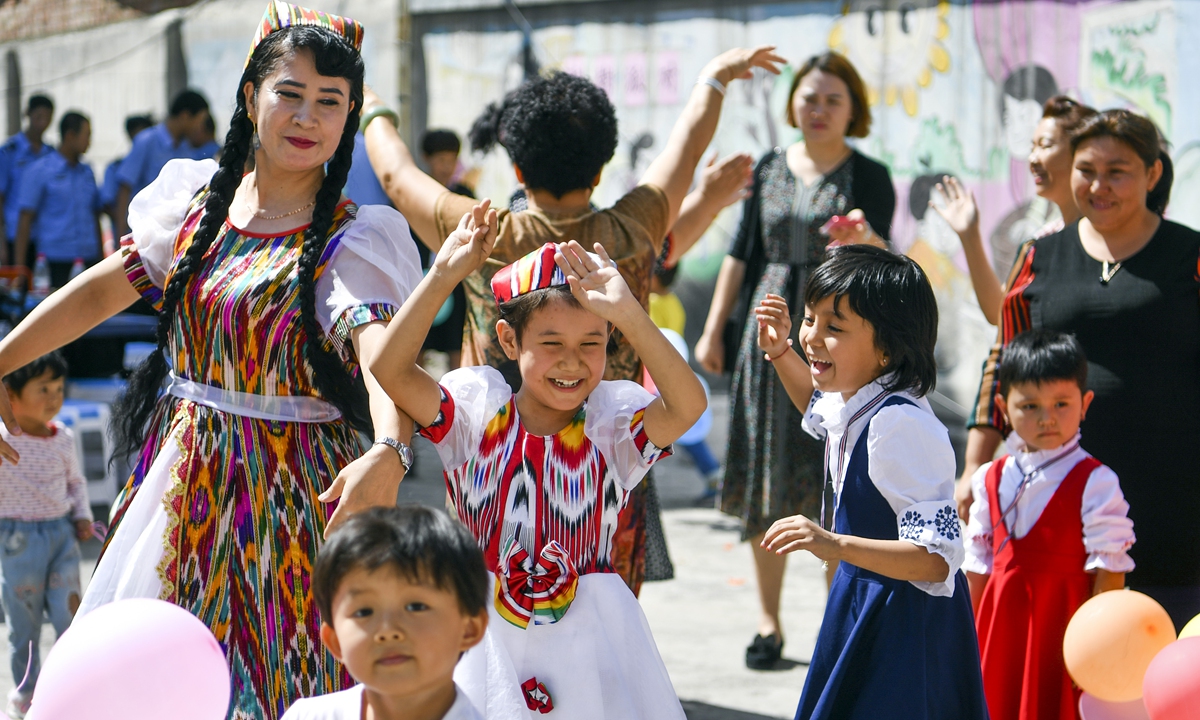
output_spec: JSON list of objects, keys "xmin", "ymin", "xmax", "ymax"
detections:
[
  {"xmin": 694, "ymin": 51, "xmax": 894, "ymax": 669},
  {"xmin": 0, "ymin": 4, "xmax": 422, "ymax": 717}
]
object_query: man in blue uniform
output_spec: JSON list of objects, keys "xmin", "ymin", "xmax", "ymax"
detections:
[
  {"xmin": 15, "ymin": 112, "xmax": 102, "ymax": 288},
  {"xmin": 100, "ymin": 114, "xmax": 154, "ymax": 220},
  {"xmin": 111, "ymin": 89, "xmax": 212, "ymax": 238},
  {"xmin": 0, "ymin": 95, "xmax": 55, "ymax": 266}
]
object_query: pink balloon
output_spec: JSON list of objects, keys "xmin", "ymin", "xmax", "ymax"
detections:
[
  {"xmin": 1079, "ymin": 693, "xmax": 1150, "ymax": 720},
  {"xmin": 28, "ymin": 598, "xmax": 230, "ymax": 720},
  {"xmin": 1143, "ymin": 637, "xmax": 1200, "ymax": 720}
]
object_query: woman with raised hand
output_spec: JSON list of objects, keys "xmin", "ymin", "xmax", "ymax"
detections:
[
  {"xmin": 0, "ymin": 4, "xmax": 422, "ymax": 717},
  {"xmin": 363, "ymin": 45, "xmax": 783, "ymax": 595},
  {"xmin": 693, "ymin": 51, "xmax": 894, "ymax": 670},
  {"xmin": 935, "ymin": 97, "xmax": 1099, "ymax": 522}
]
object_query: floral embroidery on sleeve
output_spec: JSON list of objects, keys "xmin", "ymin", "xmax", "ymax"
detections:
[{"xmin": 899, "ymin": 511, "xmax": 928, "ymax": 541}]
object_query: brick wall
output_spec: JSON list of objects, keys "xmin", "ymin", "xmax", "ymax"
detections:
[{"xmin": 0, "ymin": 0, "xmax": 144, "ymax": 43}]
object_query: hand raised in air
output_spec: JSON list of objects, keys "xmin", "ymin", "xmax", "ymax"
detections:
[{"xmin": 431, "ymin": 199, "xmax": 498, "ymax": 283}]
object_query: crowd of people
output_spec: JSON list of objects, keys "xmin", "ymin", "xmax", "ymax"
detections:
[
  {"xmin": 0, "ymin": 1, "xmax": 1193, "ymax": 719},
  {"xmin": 0, "ymin": 89, "xmax": 217, "ymax": 290}
]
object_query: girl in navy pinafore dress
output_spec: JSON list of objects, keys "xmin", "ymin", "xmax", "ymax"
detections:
[{"xmin": 753, "ymin": 245, "xmax": 988, "ymax": 720}]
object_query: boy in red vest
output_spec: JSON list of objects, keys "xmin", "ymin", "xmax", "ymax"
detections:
[{"xmin": 964, "ymin": 329, "xmax": 1135, "ymax": 720}]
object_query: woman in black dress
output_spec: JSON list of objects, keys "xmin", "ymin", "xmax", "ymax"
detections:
[
  {"xmin": 694, "ymin": 51, "xmax": 895, "ymax": 668},
  {"xmin": 967, "ymin": 109, "xmax": 1200, "ymax": 629}
]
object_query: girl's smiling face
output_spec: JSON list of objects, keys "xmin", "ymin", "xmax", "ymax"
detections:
[
  {"xmin": 497, "ymin": 298, "xmax": 609, "ymax": 431},
  {"xmin": 799, "ymin": 295, "xmax": 889, "ymax": 401}
]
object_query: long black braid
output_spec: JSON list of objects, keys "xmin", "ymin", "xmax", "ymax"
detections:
[{"xmin": 112, "ymin": 26, "xmax": 368, "ymax": 459}]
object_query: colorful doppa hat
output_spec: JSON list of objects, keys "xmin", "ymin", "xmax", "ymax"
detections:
[
  {"xmin": 491, "ymin": 243, "xmax": 607, "ymax": 304},
  {"xmin": 245, "ymin": 1, "xmax": 365, "ymax": 68}
]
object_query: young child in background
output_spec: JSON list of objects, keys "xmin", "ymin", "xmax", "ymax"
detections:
[
  {"xmin": 0, "ymin": 351, "xmax": 92, "ymax": 719},
  {"xmin": 964, "ymin": 329, "xmax": 1134, "ymax": 720},
  {"xmin": 755, "ymin": 245, "xmax": 987, "ymax": 720},
  {"xmin": 647, "ymin": 246, "xmax": 721, "ymax": 501},
  {"xmin": 283, "ymin": 505, "xmax": 488, "ymax": 720},
  {"xmin": 368, "ymin": 201, "xmax": 706, "ymax": 719}
]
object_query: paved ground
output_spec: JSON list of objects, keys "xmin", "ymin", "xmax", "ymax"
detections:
[{"xmin": 1, "ymin": 390, "xmax": 828, "ymax": 719}]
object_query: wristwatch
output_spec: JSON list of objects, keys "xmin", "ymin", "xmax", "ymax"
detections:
[{"xmin": 373, "ymin": 437, "xmax": 413, "ymax": 473}]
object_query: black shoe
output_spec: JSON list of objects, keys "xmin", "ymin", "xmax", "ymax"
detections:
[{"xmin": 745, "ymin": 633, "xmax": 783, "ymax": 670}]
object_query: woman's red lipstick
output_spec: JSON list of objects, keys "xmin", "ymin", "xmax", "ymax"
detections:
[{"xmin": 286, "ymin": 136, "xmax": 316, "ymax": 149}]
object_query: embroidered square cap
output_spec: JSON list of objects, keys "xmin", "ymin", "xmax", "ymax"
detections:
[
  {"xmin": 491, "ymin": 242, "xmax": 607, "ymax": 304},
  {"xmin": 246, "ymin": 1, "xmax": 364, "ymax": 68}
]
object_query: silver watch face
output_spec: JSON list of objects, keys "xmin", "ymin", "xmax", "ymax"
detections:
[{"xmin": 376, "ymin": 438, "xmax": 413, "ymax": 469}]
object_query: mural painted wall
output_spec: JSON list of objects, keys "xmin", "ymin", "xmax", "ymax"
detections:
[{"xmin": 419, "ymin": 0, "xmax": 1200, "ymax": 413}]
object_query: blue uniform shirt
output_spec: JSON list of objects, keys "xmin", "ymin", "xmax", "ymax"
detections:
[
  {"xmin": 116, "ymin": 123, "xmax": 199, "ymax": 198},
  {"xmin": 343, "ymin": 132, "xmax": 392, "ymax": 207},
  {"xmin": 18, "ymin": 151, "xmax": 101, "ymax": 261},
  {"xmin": 0, "ymin": 132, "xmax": 55, "ymax": 240},
  {"xmin": 100, "ymin": 157, "xmax": 123, "ymax": 209},
  {"xmin": 190, "ymin": 140, "xmax": 220, "ymax": 161}
]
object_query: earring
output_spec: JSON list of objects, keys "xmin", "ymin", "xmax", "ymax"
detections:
[
  {"xmin": 252, "ymin": 131, "xmax": 261, "ymax": 152},
  {"xmin": 882, "ymin": 357, "xmax": 889, "ymax": 366}
]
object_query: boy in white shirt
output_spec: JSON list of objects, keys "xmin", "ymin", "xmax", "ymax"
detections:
[
  {"xmin": 964, "ymin": 328, "xmax": 1134, "ymax": 720},
  {"xmin": 283, "ymin": 506, "xmax": 488, "ymax": 720}
]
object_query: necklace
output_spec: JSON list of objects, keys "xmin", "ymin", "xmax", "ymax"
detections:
[
  {"xmin": 247, "ymin": 199, "xmax": 316, "ymax": 221},
  {"xmin": 1100, "ymin": 260, "xmax": 1122, "ymax": 284}
]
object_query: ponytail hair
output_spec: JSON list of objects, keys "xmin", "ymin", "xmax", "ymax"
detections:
[
  {"xmin": 467, "ymin": 98, "xmax": 507, "ymax": 155},
  {"xmin": 112, "ymin": 25, "xmax": 368, "ymax": 460}
]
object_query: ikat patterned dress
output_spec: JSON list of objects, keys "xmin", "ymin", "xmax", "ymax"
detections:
[
  {"xmin": 420, "ymin": 366, "xmax": 686, "ymax": 720},
  {"xmin": 77, "ymin": 159, "xmax": 422, "ymax": 720}
]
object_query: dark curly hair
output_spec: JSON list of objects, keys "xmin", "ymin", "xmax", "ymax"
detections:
[
  {"xmin": 468, "ymin": 71, "xmax": 617, "ymax": 199},
  {"xmin": 803, "ymin": 245, "xmax": 939, "ymax": 398},
  {"xmin": 112, "ymin": 25, "xmax": 368, "ymax": 459}
]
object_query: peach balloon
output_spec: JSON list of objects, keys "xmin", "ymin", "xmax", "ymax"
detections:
[{"xmin": 1063, "ymin": 590, "xmax": 1175, "ymax": 702}]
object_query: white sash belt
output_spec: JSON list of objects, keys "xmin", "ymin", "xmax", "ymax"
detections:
[{"xmin": 166, "ymin": 372, "xmax": 342, "ymax": 423}]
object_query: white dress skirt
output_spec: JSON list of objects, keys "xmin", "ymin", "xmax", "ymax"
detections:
[{"xmin": 455, "ymin": 575, "xmax": 685, "ymax": 720}]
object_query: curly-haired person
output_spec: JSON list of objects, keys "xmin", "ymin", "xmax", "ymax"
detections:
[{"xmin": 363, "ymin": 47, "xmax": 782, "ymax": 594}]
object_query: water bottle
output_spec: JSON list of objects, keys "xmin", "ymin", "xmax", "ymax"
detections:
[
  {"xmin": 31, "ymin": 254, "xmax": 51, "ymax": 298},
  {"xmin": 68, "ymin": 257, "xmax": 85, "ymax": 281}
]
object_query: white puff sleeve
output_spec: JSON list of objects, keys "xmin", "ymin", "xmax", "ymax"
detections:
[
  {"xmin": 316, "ymin": 205, "xmax": 423, "ymax": 363},
  {"xmin": 417, "ymin": 366, "xmax": 513, "ymax": 472},
  {"xmin": 122, "ymin": 158, "xmax": 218, "ymax": 306},
  {"xmin": 1081, "ymin": 464, "xmax": 1136, "ymax": 572},
  {"xmin": 584, "ymin": 380, "xmax": 672, "ymax": 491},
  {"xmin": 866, "ymin": 403, "xmax": 964, "ymax": 597},
  {"xmin": 962, "ymin": 463, "xmax": 996, "ymax": 575}
]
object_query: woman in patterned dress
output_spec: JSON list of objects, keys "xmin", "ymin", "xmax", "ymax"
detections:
[
  {"xmin": 694, "ymin": 51, "xmax": 895, "ymax": 669},
  {"xmin": 0, "ymin": 5, "xmax": 422, "ymax": 718}
]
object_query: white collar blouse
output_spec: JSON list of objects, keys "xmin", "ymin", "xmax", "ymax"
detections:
[
  {"xmin": 802, "ymin": 377, "xmax": 964, "ymax": 597},
  {"xmin": 963, "ymin": 431, "xmax": 1135, "ymax": 576}
]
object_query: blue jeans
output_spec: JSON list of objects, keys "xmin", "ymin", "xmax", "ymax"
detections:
[
  {"xmin": 0, "ymin": 516, "xmax": 81, "ymax": 696},
  {"xmin": 679, "ymin": 440, "xmax": 720, "ymax": 477}
]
